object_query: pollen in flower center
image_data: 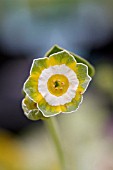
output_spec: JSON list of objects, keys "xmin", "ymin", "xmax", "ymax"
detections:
[{"xmin": 47, "ymin": 74, "xmax": 69, "ymax": 96}]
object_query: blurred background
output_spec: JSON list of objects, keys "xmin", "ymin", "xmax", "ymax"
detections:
[{"xmin": 0, "ymin": 0, "xmax": 113, "ymax": 169}]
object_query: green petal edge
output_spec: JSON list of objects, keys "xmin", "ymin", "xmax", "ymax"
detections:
[{"xmin": 45, "ymin": 44, "xmax": 95, "ymax": 77}]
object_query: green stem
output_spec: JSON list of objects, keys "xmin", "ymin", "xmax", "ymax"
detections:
[{"xmin": 44, "ymin": 117, "xmax": 67, "ymax": 170}]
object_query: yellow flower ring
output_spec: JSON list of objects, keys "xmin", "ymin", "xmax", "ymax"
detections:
[{"xmin": 23, "ymin": 50, "xmax": 91, "ymax": 117}]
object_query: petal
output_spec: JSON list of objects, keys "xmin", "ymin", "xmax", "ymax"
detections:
[
  {"xmin": 49, "ymin": 50, "xmax": 77, "ymax": 71},
  {"xmin": 63, "ymin": 90, "xmax": 83, "ymax": 113},
  {"xmin": 76, "ymin": 63, "xmax": 92, "ymax": 93},
  {"xmin": 22, "ymin": 96, "xmax": 47, "ymax": 120},
  {"xmin": 37, "ymin": 98, "xmax": 66, "ymax": 117},
  {"xmin": 23, "ymin": 76, "xmax": 43, "ymax": 103},
  {"xmin": 70, "ymin": 52, "xmax": 95, "ymax": 77},
  {"xmin": 30, "ymin": 57, "xmax": 49, "ymax": 75}
]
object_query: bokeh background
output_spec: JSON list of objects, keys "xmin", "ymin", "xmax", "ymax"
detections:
[{"xmin": 0, "ymin": 0, "xmax": 113, "ymax": 169}]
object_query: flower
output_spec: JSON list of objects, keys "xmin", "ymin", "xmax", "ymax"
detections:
[
  {"xmin": 22, "ymin": 96, "xmax": 47, "ymax": 120},
  {"xmin": 22, "ymin": 45, "xmax": 94, "ymax": 118}
]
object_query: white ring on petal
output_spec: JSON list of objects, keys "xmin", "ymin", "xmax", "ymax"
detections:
[{"xmin": 38, "ymin": 64, "xmax": 79, "ymax": 106}]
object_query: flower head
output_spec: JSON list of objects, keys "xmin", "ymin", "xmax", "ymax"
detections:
[{"xmin": 22, "ymin": 45, "xmax": 94, "ymax": 119}]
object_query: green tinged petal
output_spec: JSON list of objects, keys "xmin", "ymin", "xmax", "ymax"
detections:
[
  {"xmin": 22, "ymin": 96, "xmax": 48, "ymax": 120},
  {"xmin": 71, "ymin": 52, "xmax": 95, "ymax": 77},
  {"xmin": 23, "ymin": 76, "xmax": 38, "ymax": 102},
  {"xmin": 76, "ymin": 63, "xmax": 91, "ymax": 93},
  {"xmin": 38, "ymin": 100, "xmax": 61, "ymax": 117},
  {"xmin": 49, "ymin": 50, "xmax": 76, "ymax": 66},
  {"xmin": 64, "ymin": 93, "xmax": 83, "ymax": 113},
  {"xmin": 30, "ymin": 57, "xmax": 48, "ymax": 75}
]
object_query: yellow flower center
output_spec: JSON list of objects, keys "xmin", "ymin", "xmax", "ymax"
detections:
[{"xmin": 47, "ymin": 74, "xmax": 69, "ymax": 96}]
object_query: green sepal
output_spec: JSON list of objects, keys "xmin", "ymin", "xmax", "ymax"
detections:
[
  {"xmin": 22, "ymin": 96, "xmax": 49, "ymax": 121},
  {"xmin": 45, "ymin": 45, "xmax": 95, "ymax": 77},
  {"xmin": 44, "ymin": 45, "xmax": 63, "ymax": 57}
]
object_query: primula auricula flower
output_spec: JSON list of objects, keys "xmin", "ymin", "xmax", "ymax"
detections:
[{"xmin": 22, "ymin": 45, "xmax": 95, "ymax": 120}]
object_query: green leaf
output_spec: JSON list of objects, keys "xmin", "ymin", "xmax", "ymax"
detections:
[{"xmin": 45, "ymin": 45, "xmax": 95, "ymax": 77}]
